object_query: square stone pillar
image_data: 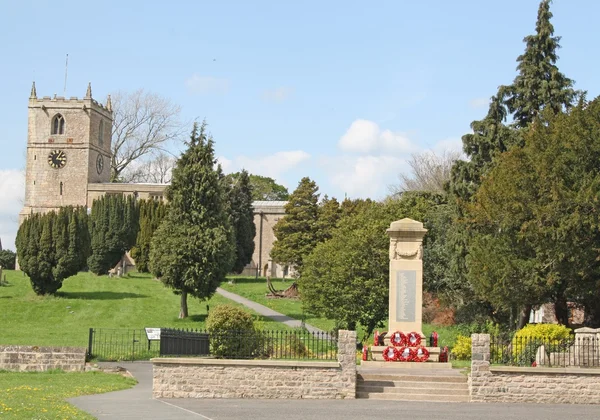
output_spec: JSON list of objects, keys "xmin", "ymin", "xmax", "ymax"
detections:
[{"xmin": 387, "ymin": 218, "xmax": 427, "ymax": 337}]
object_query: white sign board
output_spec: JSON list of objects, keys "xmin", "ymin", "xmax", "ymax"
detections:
[{"xmin": 145, "ymin": 328, "xmax": 161, "ymax": 340}]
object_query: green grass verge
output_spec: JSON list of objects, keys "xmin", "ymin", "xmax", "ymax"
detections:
[
  {"xmin": 0, "ymin": 370, "xmax": 136, "ymax": 419},
  {"xmin": 0, "ymin": 270, "xmax": 290, "ymax": 348}
]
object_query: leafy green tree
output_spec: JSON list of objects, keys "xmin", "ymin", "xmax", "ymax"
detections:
[
  {"xmin": 226, "ymin": 170, "xmax": 256, "ymax": 274},
  {"xmin": 316, "ymin": 195, "xmax": 342, "ymax": 243},
  {"xmin": 88, "ymin": 195, "xmax": 139, "ymax": 275},
  {"xmin": 225, "ymin": 172, "xmax": 289, "ymax": 201},
  {"xmin": 300, "ymin": 193, "xmax": 441, "ymax": 336},
  {"xmin": 270, "ymin": 177, "xmax": 319, "ymax": 274},
  {"xmin": 16, "ymin": 207, "xmax": 90, "ymax": 295},
  {"xmin": 0, "ymin": 250, "xmax": 16, "ymax": 269},
  {"xmin": 131, "ymin": 199, "xmax": 167, "ymax": 272},
  {"xmin": 468, "ymin": 99, "xmax": 600, "ymax": 327},
  {"xmin": 150, "ymin": 122, "xmax": 234, "ymax": 319}
]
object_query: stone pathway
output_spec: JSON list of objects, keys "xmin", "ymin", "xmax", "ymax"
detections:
[{"xmin": 216, "ymin": 287, "xmax": 326, "ymax": 334}]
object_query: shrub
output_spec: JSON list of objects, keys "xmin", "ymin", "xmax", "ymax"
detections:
[
  {"xmin": 450, "ymin": 335, "xmax": 472, "ymax": 361},
  {"xmin": 206, "ymin": 305, "xmax": 261, "ymax": 358},
  {"xmin": 0, "ymin": 250, "xmax": 16, "ymax": 270},
  {"xmin": 511, "ymin": 323, "xmax": 572, "ymax": 366}
]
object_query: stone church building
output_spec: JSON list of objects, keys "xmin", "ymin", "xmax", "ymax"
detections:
[{"xmin": 19, "ymin": 83, "xmax": 287, "ymax": 277}]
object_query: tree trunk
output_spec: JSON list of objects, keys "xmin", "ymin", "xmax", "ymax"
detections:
[
  {"xmin": 554, "ymin": 297, "xmax": 569, "ymax": 326},
  {"xmin": 517, "ymin": 305, "xmax": 532, "ymax": 330},
  {"xmin": 179, "ymin": 290, "xmax": 188, "ymax": 319}
]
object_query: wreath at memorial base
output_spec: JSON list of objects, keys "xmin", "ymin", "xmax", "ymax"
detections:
[
  {"xmin": 412, "ymin": 346, "xmax": 430, "ymax": 362},
  {"xmin": 389, "ymin": 331, "xmax": 407, "ymax": 347},
  {"xmin": 407, "ymin": 331, "xmax": 421, "ymax": 347},
  {"xmin": 382, "ymin": 346, "xmax": 400, "ymax": 362},
  {"xmin": 397, "ymin": 346, "xmax": 412, "ymax": 362}
]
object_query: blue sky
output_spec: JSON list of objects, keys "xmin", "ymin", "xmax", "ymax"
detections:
[{"xmin": 1, "ymin": 0, "xmax": 599, "ymax": 249}]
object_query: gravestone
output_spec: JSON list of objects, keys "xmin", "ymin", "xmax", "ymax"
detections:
[{"xmin": 387, "ymin": 218, "xmax": 427, "ymax": 339}]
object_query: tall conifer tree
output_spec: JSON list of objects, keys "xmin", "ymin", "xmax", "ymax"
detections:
[
  {"xmin": 88, "ymin": 195, "xmax": 139, "ymax": 275},
  {"xmin": 271, "ymin": 177, "xmax": 320, "ymax": 275},
  {"xmin": 150, "ymin": 122, "xmax": 234, "ymax": 318},
  {"xmin": 226, "ymin": 169, "xmax": 256, "ymax": 274},
  {"xmin": 16, "ymin": 207, "xmax": 90, "ymax": 295}
]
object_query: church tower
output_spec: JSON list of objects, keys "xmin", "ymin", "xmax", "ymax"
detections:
[{"xmin": 20, "ymin": 82, "xmax": 113, "ymax": 221}]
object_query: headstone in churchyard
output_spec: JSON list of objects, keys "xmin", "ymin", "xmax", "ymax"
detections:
[{"xmin": 386, "ymin": 218, "xmax": 427, "ymax": 339}]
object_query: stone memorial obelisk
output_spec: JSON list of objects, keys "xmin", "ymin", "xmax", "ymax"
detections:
[{"xmin": 386, "ymin": 218, "xmax": 427, "ymax": 340}]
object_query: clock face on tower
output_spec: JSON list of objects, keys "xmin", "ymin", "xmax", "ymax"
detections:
[
  {"xmin": 48, "ymin": 150, "xmax": 67, "ymax": 169},
  {"xmin": 96, "ymin": 154, "xmax": 104, "ymax": 174}
]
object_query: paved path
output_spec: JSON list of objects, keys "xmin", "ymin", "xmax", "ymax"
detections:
[
  {"xmin": 70, "ymin": 362, "xmax": 600, "ymax": 420},
  {"xmin": 216, "ymin": 287, "xmax": 326, "ymax": 334}
]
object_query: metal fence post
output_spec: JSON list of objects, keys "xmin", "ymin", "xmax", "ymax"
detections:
[{"xmin": 87, "ymin": 328, "xmax": 94, "ymax": 360}]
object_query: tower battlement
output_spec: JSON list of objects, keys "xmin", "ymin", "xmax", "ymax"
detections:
[{"xmin": 29, "ymin": 82, "xmax": 112, "ymax": 115}]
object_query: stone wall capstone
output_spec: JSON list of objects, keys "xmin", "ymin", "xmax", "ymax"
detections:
[{"xmin": 0, "ymin": 346, "xmax": 86, "ymax": 372}]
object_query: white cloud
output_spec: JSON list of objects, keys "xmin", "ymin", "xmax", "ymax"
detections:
[
  {"xmin": 262, "ymin": 87, "xmax": 294, "ymax": 103},
  {"xmin": 0, "ymin": 170, "xmax": 25, "ymax": 250},
  {"xmin": 339, "ymin": 119, "xmax": 415, "ymax": 154},
  {"xmin": 224, "ymin": 150, "xmax": 310, "ymax": 181},
  {"xmin": 185, "ymin": 74, "xmax": 230, "ymax": 94},
  {"xmin": 469, "ymin": 97, "xmax": 490, "ymax": 109},
  {"xmin": 322, "ymin": 155, "xmax": 407, "ymax": 199}
]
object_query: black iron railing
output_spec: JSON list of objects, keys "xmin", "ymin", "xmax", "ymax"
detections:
[
  {"xmin": 491, "ymin": 335, "xmax": 600, "ymax": 367},
  {"xmin": 87, "ymin": 328, "xmax": 337, "ymax": 361},
  {"xmin": 87, "ymin": 328, "xmax": 160, "ymax": 361}
]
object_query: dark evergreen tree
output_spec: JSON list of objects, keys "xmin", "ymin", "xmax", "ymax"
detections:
[
  {"xmin": 16, "ymin": 207, "xmax": 90, "ymax": 295},
  {"xmin": 226, "ymin": 169, "xmax": 256, "ymax": 274},
  {"xmin": 131, "ymin": 199, "xmax": 167, "ymax": 272},
  {"xmin": 316, "ymin": 195, "xmax": 342, "ymax": 243},
  {"xmin": 445, "ymin": 0, "xmax": 578, "ymax": 326},
  {"xmin": 503, "ymin": 0, "xmax": 577, "ymax": 128},
  {"xmin": 150, "ymin": 122, "xmax": 234, "ymax": 319},
  {"xmin": 88, "ymin": 195, "xmax": 139, "ymax": 275},
  {"xmin": 270, "ymin": 177, "xmax": 319, "ymax": 275}
]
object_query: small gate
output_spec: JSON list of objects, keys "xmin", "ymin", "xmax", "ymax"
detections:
[{"xmin": 159, "ymin": 328, "xmax": 210, "ymax": 356}]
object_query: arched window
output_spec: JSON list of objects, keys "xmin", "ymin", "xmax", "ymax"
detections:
[
  {"xmin": 51, "ymin": 114, "xmax": 65, "ymax": 135},
  {"xmin": 98, "ymin": 120, "xmax": 104, "ymax": 146}
]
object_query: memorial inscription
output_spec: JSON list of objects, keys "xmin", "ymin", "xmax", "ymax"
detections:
[{"xmin": 396, "ymin": 270, "xmax": 416, "ymax": 322}]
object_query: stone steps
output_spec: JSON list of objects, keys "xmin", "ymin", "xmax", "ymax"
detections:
[
  {"xmin": 356, "ymin": 391, "xmax": 470, "ymax": 402},
  {"xmin": 356, "ymin": 372, "xmax": 469, "ymax": 402},
  {"xmin": 358, "ymin": 380, "xmax": 468, "ymax": 390}
]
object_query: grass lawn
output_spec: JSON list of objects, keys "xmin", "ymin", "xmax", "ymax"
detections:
[
  {"xmin": 0, "ymin": 270, "xmax": 289, "ymax": 348},
  {"xmin": 222, "ymin": 276, "xmax": 465, "ymax": 349},
  {"xmin": 0, "ymin": 370, "xmax": 136, "ymax": 419},
  {"xmin": 222, "ymin": 276, "xmax": 336, "ymax": 332}
]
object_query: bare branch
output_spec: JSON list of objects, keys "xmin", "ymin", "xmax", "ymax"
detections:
[
  {"xmin": 390, "ymin": 149, "xmax": 462, "ymax": 195},
  {"xmin": 110, "ymin": 89, "xmax": 185, "ymax": 182},
  {"xmin": 120, "ymin": 151, "xmax": 176, "ymax": 184}
]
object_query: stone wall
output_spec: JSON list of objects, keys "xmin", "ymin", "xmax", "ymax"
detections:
[
  {"xmin": 0, "ymin": 346, "xmax": 86, "ymax": 372},
  {"xmin": 469, "ymin": 333, "xmax": 600, "ymax": 404},
  {"xmin": 152, "ymin": 330, "xmax": 356, "ymax": 399}
]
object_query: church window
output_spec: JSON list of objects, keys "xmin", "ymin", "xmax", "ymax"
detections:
[
  {"xmin": 51, "ymin": 114, "xmax": 65, "ymax": 135},
  {"xmin": 98, "ymin": 120, "xmax": 104, "ymax": 146},
  {"xmin": 60, "ymin": 182, "xmax": 63, "ymax": 196}
]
